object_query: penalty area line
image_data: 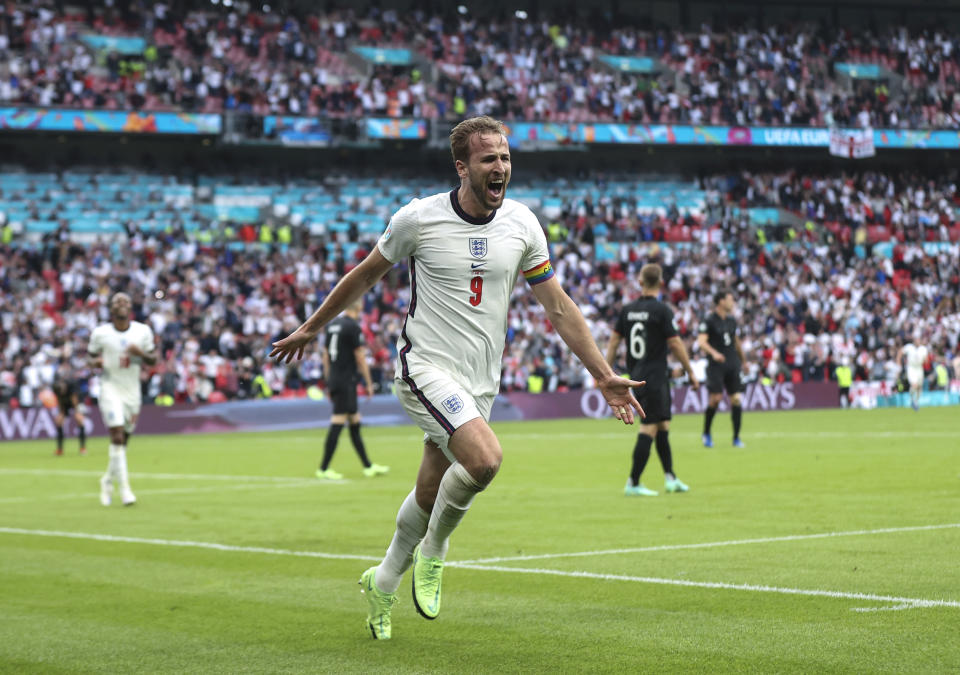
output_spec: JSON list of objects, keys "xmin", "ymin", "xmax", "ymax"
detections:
[
  {"xmin": 0, "ymin": 527, "xmax": 381, "ymax": 562},
  {"xmin": 451, "ymin": 562, "xmax": 960, "ymax": 611},
  {"xmin": 0, "ymin": 480, "xmax": 325, "ymax": 504},
  {"xmin": 0, "ymin": 468, "xmax": 334, "ymax": 483},
  {"xmin": 456, "ymin": 523, "xmax": 960, "ymax": 565},
  {"xmin": 0, "ymin": 527, "xmax": 956, "ymax": 611}
]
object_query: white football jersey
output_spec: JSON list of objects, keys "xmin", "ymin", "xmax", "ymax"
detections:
[
  {"xmin": 903, "ymin": 343, "xmax": 928, "ymax": 370},
  {"xmin": 88, "ymin": 321, "xmax": 156, "ymax": 401},
  {"xmin": 378, "ymin": 190, "xmax": 553, "ymax": 397}
]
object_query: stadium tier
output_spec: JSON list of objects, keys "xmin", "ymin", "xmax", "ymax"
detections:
[
  {"xmin": 1, "ymin": 168, "xmax": 958, "ymax": 409},
  {"xmin": 1, "ymin": 2, "xmax": 959, "ymax": 127}
]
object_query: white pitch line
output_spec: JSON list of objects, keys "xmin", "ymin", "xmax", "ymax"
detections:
[
  {"xmin": 0, "ymin": 527, "xmax": 381, "ymax": 562},
  {"xmin": 0, "ymin": 480, "xmax": 323, "ymax": 504},
  {"xmin": 449, "ymin": 562, "xmax": 960, "ymax": 610},
  {"xmin": 0, "ymin": 468, "xmax": 341, "ymax": 483},
  {"xmin": 488, "ymin": 430, "xmax": 960, "ymax": 441},
  {"xmin": 456, "ymin": 523, "xmax": 960, "ymax": 565},
  {"xmin": 0, "ymin": 527, "xmax": 955, "ymax": 611}
]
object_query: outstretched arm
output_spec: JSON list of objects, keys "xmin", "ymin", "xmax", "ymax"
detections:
[
  {"xmin": 531, "ymin": 277, "xmax": 644, "ymax": 424},
  {"xmin": 271, "ymin": 248, "xmax": 394, "ymax": 363}
]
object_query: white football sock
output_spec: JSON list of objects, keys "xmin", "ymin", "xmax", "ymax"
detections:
[
  {"xmin": 105, "ymin": 444, "xmax": 120, "ymax": 484},
  {"xmin": 112, "ymin": 445, "xmax": 130, "ymax": 490},
  {"xmin": 420, "ymin": 462, "xmax": 484, "ymax": 560},
  {"xmin": 375, "ymin": 489, "xmax": 429, "ymax": 593}
]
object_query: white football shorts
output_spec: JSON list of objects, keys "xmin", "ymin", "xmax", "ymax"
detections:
[
  {"xmin": 906, "ymin": 367, "xmax": 924, "ymax": 388},
  {"xmin": 394, "ymin": 369, "xmax": 494, "ymax": 462},
  {"xmin": 98, "ymin": 392, "xmax": 142, "ymax": 433}
]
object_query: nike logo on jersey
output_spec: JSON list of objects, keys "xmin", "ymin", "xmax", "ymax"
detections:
[{"xmin": 470, "ymin": 262, "xmax": 486, "ymax": 269}]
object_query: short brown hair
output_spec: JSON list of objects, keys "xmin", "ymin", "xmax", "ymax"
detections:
[
  {"xmin": 640, "ymin": 263, "xmax": 663, "ymax": 289},
  {"xmin": 714, "ymin": 288, "xmax": 733, "ymax": 305},
  {"xmin": 449, "ymin": 116, "xmax": 506, "ymax": 163}
]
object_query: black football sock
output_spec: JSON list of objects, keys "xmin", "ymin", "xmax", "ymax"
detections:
[
  {"xmin": 732, "ymin": 405, "xmax": 743, "ymax": 440},
  {"xmin": 655, "ymin": 430, "xmax": 674, "ymax": 477},
  {"xmin": 349, "ymin": 423, "xmax": 371, "ymax": 467},
  {"xmin": 703, "ymin": 406, "xmax": 718, "ymax": 435},
  {"xmin": 78, "ymin": 424, "xmax": 86, "ymax": 448},
  {"xmin": 56, "ymin": 426, "xmax": 64, "ymax": 451},
  {"xmin": 630, "ymin": 434, "xmax": 654, "ymax": 486},
  {"xmin": 321, "ymin": 424, "xmax": 343, "ymax": 471}
]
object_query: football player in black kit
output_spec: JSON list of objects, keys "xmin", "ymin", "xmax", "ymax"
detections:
[
  {"xmin": 606, "ymin": 264, "xmax": 700, "ymax": 496},
  {"xmin": 697, "ymin": 289, "xmax": 748, "ymax": 448},
  {"xmin": 52, "ymin": 363, "xmax": 87, "ymax": 456},
  {"xmin": 316, "ymin": 300, "xmax": 389, "ymax": 480}
]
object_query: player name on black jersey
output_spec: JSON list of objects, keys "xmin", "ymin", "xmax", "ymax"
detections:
[{"xmin": 615, "ymin": 297, "xmax": 678, "ymax": 381}]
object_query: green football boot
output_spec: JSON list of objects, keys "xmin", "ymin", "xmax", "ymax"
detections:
[
  {"xmin": 362, "ymin": 463, "xmax": 390, "ymax": 477},
  {"xmin": 624, "ymin": 480, "xmax": 659, "ymax": 497},
  {"xmin": 665, "ymin": 477, "xmax": 690, "ymax": 493},
  {"xmin": 412, "ymin": 544, "xmax": 444, "ymax": 620},
  {"xmin": 359, "ymin": 567, "xmax": 397, "ymax": 640}
]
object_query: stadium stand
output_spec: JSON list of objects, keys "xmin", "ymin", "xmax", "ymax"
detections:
[
  {"xmin": 1, "ymin": 166, "xmax": 958, "ymax": 407},
  {"xmin": 1, "ymin": 2, "xmax": 959, "ymax": 126},
  {"xmin": 1, "ymin": 1, "xmax": 959, "ymax": 410}
]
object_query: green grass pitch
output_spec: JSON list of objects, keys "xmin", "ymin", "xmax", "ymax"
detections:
[{"xmin": 1, "ymin": 407, "xmax": 958, "ymax": 673}]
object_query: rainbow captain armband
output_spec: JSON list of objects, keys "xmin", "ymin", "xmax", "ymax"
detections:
[{"xmin": 523, "ymin": 260, "xmax": 554, "ymax": 285}]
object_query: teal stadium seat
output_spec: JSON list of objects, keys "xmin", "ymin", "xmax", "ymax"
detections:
[{"xmin": 25, "ymin": 220, "xmax": 59, "ymax": 234}]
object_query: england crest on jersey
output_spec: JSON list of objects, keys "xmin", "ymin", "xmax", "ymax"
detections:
[{"xmin": 469, "ymin": 238, "xmax": 487, "ymax": 259}]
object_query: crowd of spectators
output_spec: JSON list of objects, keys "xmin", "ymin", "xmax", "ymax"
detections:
[
  {"xmin": 524, "ymin": 237, "xmax": 960, "ymax": 394},
  {"xmin": 2, "ymin": 167, "xmax": 959, "ymax": 410},
  {"xmin": 541, "ymin": 169, "xmax": 960, "ymax": 247},
  {"xmin": 703, "ymin": 170, "xmax": 960, "ymax": 244},
  {"xmin": 2, "ymin": 2, "xmax": 960, "ymax": 127}
]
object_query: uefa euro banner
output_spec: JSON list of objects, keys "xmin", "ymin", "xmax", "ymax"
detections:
[
  {"xmin": 365, "ymin": 118, "xmax": 428, "ymax": 140},
  {"xmin": 504, "ymin": 122, "xmax": 960, "ymax": 151},
  {"xmin": 0, "ymin": 108, "xmax": 221, "ymax": 134}
]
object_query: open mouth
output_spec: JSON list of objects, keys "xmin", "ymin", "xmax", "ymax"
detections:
[{"xmin": 487, "ymin": 179, "xmax": 504, "ymax": 200}]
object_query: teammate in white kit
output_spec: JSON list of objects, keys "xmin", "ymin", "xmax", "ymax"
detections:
[
  {"xmin": 270, "ymin": 116, "xmax": 645, "ymax": 640},
  {"xmin": 88, "ymin": 292, "xmax": 157, "ymax": 506},
  {"xmin": 897, "ymin": 337, "xmax": 930, "ymax": 411}
]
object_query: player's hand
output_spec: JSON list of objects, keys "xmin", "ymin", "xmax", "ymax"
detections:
[
  {"xmin": 689, "ymin": 374, "xmax": 701, "ymax": 389},
  {"xmin": 270, "ymin": 327, "xmax": 316, "ymax": 363},
  {"xmin": 741, "ymin": 362, "xmax": 749, "ymax": 374},
  {"xmin": 713, "ymin": 353, "xmax": 726, "ymax": 363},
  {"xmin": 126, "ymin": 345, "xmax": 147, "ymax": 358},
  {"xmin": 597, "ymin": 374, "xmax": 645, "ymax": 425}
]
